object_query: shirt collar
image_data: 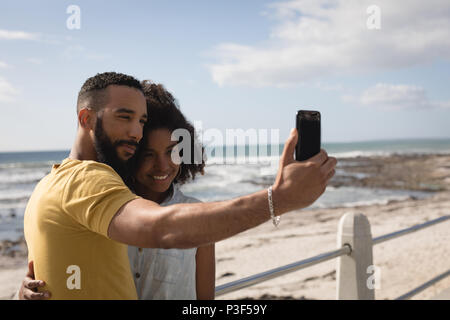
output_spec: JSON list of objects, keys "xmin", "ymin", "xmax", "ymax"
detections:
[{"xmin": 159, "ymin": 184, "xmax": 179, "ymax": 206}]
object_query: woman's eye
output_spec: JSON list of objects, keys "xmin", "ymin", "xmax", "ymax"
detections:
[{"xmin": 119, "ymin": 116, "xmax": 130, "ymax": 120}]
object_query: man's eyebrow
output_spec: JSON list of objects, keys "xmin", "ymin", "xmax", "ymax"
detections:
[{"xmin": 114, "ymin": 108, "xmax": 134, "ymax": 114}]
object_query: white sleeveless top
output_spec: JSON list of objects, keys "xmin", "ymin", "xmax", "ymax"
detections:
[{"xmin": 127, "ymin": 185, "xmax": 201, "ymax": 300}]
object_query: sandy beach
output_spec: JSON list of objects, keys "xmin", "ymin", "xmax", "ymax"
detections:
[
  {"xmin": 1, "ymin": 153, "xmax": 449, "ymax": 300},
  {"xmin": 214, "ymin": 190, "xmax": 450, "ymax": 300},
  {"xmin": 214, "ymin": 154, "xmax": 450, "ymax": 300}
]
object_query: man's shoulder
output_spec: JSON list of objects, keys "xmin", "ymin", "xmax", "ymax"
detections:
[
  {"xmin": 51, "ymin": 159, "xmax": 129, "ymax": 200},
  {"xmin": 60, "ymin": 158, "xmax": 115, "ymax": 172},
  {"xmin": 31, "ymin": 160, "xmax": 121, "ymax": 197},
  {"xmin": 58, "ymin": 159, "xmax": 120, "ymax": 181}
]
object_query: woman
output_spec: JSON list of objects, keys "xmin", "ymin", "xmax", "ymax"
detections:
[
  {"xmin": 18, "ymin": 81, "xmax": 215, "ymax": 300},
  {"xmin": 126, "ymin": 80, "xmax": 215, "ymax": 299}
]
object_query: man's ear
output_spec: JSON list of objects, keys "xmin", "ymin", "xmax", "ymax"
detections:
[{"xmin": 78, "ymin": 108, "xmax": 95, "ymax": 130}]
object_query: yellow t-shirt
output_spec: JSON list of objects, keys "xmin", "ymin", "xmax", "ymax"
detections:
[{"xmin": 24, "ymin": 158, "xmax": 140, "ymax": 299}]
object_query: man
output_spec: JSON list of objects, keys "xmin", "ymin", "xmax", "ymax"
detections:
[{"xmin": 22, "ymin": 72, "xmax": 337, "ymax": 299}]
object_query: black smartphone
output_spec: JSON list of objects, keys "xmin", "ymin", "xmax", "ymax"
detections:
[{"xmin": 295, "ymin": 110, "xmax": 321, "ymax": 161}]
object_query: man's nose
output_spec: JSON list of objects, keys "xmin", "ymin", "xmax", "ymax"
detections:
[{"xmin": 128, "ymin": 120, "xmax": 143, "ymax": 142}]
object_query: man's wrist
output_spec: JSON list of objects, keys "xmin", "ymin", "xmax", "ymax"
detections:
[
  {"xmin": 270, "ymin": 183, "xmax": 286, "ymax": 216},
  {"xmin": 268, "ymin": 186, "xmax": 280, "ymax": 227}
]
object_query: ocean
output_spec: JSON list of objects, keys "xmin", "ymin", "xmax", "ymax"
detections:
[{"xmin": 1, "ymin": 138, "xmax": 449, "ymax": 242}]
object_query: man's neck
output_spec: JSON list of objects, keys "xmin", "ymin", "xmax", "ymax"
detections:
[{"xmin": 69, "ymin": 134, "xmax": 98, "ymax": 161}]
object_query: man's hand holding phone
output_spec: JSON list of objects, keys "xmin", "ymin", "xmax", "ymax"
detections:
[{"xmin": 272, "ymin": 128, "xmax": 336, "ymax": 214}]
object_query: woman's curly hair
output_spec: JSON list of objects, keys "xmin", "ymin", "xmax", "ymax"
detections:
[{"xmin": 130, "ymin": 80, "xmax": 205, "ymax": 186}]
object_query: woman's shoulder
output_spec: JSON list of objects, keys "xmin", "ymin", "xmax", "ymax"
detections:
[{"xmin": 174, "ymin": 187, "xmax": 202, "ymax": 204}]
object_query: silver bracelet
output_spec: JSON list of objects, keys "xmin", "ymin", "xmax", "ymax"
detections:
[{"xmin": 268, "ymin": 186, "xmax": 280, "ymax": 227}]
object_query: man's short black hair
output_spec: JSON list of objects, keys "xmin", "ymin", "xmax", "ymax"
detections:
[{"xmin": 76, "ymin": 72, "xmax": 143, "ymax": 114}]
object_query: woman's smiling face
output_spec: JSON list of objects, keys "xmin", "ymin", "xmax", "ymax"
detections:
[{"xmin": 134, "ymin": 128, "xmax": 181, "ymax": 200}]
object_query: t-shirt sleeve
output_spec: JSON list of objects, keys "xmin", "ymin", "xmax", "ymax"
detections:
[{"xmin": 61, "ymin": 162, "xmax": 140, "ymax": 238}]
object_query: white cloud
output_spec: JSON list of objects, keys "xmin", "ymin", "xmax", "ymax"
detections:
[
  {"xmin": 0, "ymin": 29, "xmax": 40, "ymax": 40},
  {"xmin": 344, "ymin": 83, "xmax": 450, "ymax": 110},
  {"xmin": 0, "ymin": 61, "xmax": 9, "ymax": 68},
  {"xmin": 0, "ymin": 77, "xmax": 19, "ymax": 102},
  {"xmin": 209, "ymin": 0, "xmax": 450, "ymax": 87}
]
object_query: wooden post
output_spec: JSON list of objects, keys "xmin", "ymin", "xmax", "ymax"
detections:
[{"xmin": 336, "ymin": 212, "xmax": 375, "ymax": 300}]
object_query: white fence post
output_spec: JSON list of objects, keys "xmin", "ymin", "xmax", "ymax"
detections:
[{"xmin": 336, "ymin": 212, "xmax": 375, "ymax": 300}]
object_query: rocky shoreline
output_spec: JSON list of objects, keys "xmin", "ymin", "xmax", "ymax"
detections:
[
  {"xmin": 332, "ymin": 154, "xmax": 450, "ymax": 192},
  {"xmin": 243, "ymin": 153, "xmax": 450, "ymax": 193}
]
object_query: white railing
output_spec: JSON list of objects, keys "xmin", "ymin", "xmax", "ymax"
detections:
[{"xmin": 215, "ymin": 213, "xmax": 450, "ymax": 300}]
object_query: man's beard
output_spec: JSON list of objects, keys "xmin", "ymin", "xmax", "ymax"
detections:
[{"xmin": 93, "ymin": 116, "xmax": 136, "ymax": 183}]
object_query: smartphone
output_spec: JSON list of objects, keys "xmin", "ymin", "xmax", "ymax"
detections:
[{"xmin": 295, "ymin": 110, "xmax": 321, "ymax": 161}]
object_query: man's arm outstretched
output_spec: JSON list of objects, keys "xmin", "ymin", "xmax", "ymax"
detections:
[{"xmin": 108, "ymin": 129, "xmax": 337, "ymax": 249}]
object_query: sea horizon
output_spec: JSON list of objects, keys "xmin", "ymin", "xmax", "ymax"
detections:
[{"xmin": 1, "ymin": 136, "xmax": 450, "ymax": 157}]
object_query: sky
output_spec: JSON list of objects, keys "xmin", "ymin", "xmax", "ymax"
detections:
[{"xmin": 0, "ymin": 0, "xmax": 450, "ymax": 152}]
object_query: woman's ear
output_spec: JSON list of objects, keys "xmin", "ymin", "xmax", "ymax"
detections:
[{"xmin": 78, "ymin": 108, "xmax": 95, "ymax": 130}]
